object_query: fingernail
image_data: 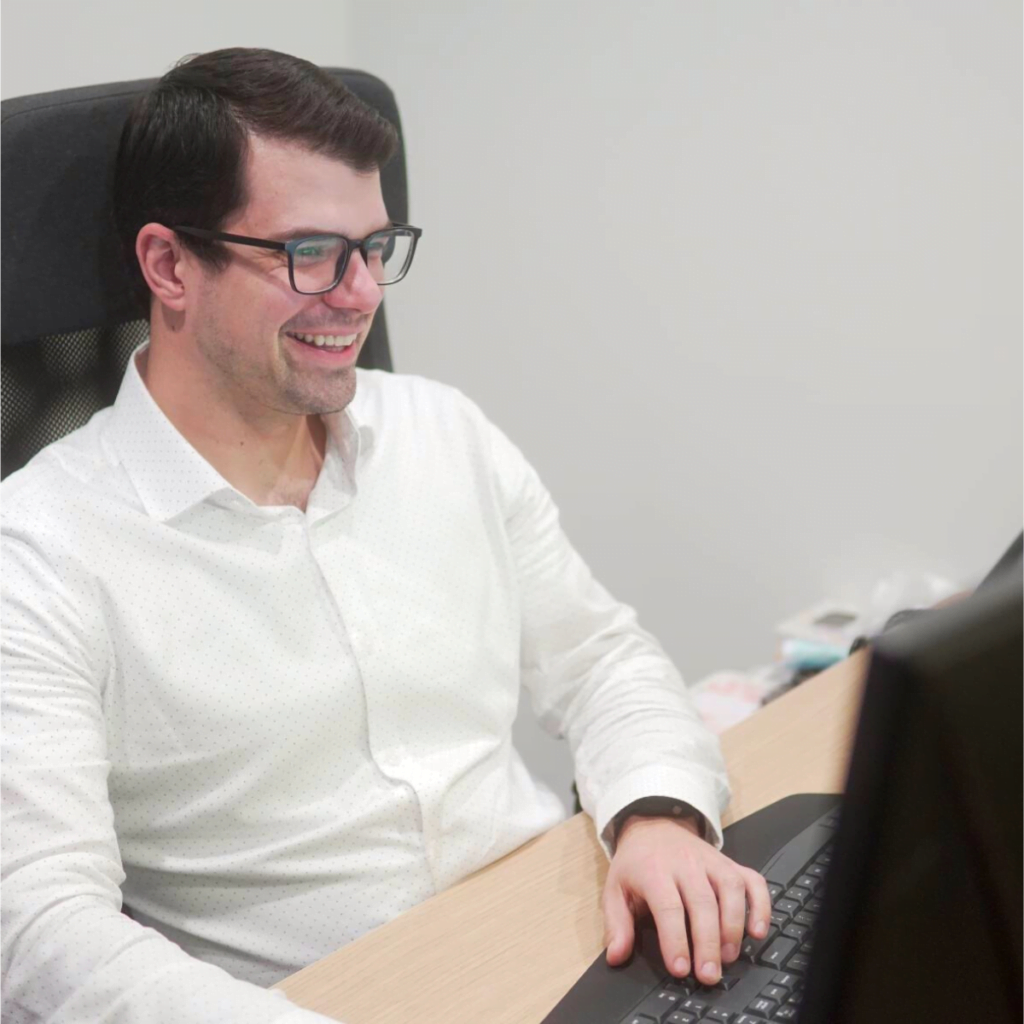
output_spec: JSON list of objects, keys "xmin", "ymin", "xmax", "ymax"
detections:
[
  {"xmin": 702, "ymin": 961, "xmax": 719, "ymax": 982},
  {"xmin": 722, "ymin": 943, "xmax": 737, "ymax": 961},
  {"xmin": 673, "ymin": 957, "xmax": 689, "ymax": 975}
]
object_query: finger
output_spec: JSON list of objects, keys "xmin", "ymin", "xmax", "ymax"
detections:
[
  {"xmin": 602, "ymin": 882, "xmax": 637, "ymax": 966},
  {"xmin": 742, "ymin": 867, "xmax": 773, "ymax": 940},
  {"xmin": 709, "ymin": 866, "xmax": 748, "ymax": 964},
  {"xmin": 643, "ymin": 881, "xmax": 692, "ymax": 978},
  {"xmin": 678, "ymin": 867, "xmax": 721, "ymax": 986}
]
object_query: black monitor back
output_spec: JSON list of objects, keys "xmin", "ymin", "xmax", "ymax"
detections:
[{"xmin": 800, "ymin": 571, "xmax": 1023, "ymax": 1022}]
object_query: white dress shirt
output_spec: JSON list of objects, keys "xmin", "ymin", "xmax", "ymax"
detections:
[{"xmin": 1, "ymin": 342, "xmax": 730, "ymax": 1024}]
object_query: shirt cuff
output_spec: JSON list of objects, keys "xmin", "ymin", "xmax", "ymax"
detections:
[{"xmin": 593, "ymin": 767, "xmax": 727, "ymax": 859}]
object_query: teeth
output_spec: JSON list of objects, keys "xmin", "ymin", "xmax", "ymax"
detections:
[{"xmin": 291, "ymin": 332, "xmax": 357, "ymax": 349}]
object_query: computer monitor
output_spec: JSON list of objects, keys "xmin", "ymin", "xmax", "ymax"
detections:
[{"xmin": 799, "ymin": 569, "xmax": 1023, "ymax": 1022}]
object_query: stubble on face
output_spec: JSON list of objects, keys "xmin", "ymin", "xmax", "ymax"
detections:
[{"xmin": 192, "ymin": 278, "xmax": 362, "ymax": 424}]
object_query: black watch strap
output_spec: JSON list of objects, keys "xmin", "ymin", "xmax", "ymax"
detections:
[{"xmin": 612, "ymin": 796, "xmax": 707, "ymax": 847}]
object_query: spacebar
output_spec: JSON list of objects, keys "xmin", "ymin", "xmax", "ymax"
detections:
[{"xmin": 761, "ymin": 824, "xmax": 834, "ymax": 889}]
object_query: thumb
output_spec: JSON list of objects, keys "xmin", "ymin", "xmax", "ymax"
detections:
[{"xmin": 603, "ymin": 883, "xmax": 636, "ymax": 966}]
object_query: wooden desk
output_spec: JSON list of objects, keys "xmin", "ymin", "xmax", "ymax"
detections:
[{"xmin": 276, "ymin": 653, "xmax": 868, "ymax": 1023}]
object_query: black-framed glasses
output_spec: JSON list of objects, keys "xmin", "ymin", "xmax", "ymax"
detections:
[{"xmin": 173, "ymin": 223, "xmax": 423, "ymax": 294}]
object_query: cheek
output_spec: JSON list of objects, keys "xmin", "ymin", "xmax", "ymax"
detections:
[
  {"xmin": 195, "ymin": 265, "xmax": 312, "ymax": 344},
  {"xmin": 233, "ymin": 294, "xmax": 302, "ymax": 344}
]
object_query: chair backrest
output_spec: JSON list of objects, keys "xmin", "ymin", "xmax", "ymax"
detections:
[{"xmin": 0, "ymin": 69, "xmax": 407, "ymax": 481}]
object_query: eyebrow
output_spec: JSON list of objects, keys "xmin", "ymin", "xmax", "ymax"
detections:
[{"xmin": 272, "ymin": 219, "xmax": 395, "ymax": 241}]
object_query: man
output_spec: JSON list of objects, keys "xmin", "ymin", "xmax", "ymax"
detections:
[{"xmin": 1, "ymin": 49, "xmax": 770, "ymax": 1023}]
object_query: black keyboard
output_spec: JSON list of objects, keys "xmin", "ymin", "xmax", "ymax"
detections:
[{"xmin": 618, "ymin": 805, "xmax": 841, "ymax": 1024}]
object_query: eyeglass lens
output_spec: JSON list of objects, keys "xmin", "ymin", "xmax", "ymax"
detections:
[{"xmin": 291, "ymin": 230, "xmax": 414, "ymax": 292}]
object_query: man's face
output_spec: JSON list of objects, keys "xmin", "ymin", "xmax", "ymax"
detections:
[{"xmin": 185, "ymin": 135, "xmax": 388, "ymax": 420}]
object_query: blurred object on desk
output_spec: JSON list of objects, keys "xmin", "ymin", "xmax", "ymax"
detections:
[
  {"xmin": 694, "ymin": 568, "xmax": 961, "ymax": 735},
  {"xmin": 690, "ymin": 664, "xmax": 795, "ymax": 734}
]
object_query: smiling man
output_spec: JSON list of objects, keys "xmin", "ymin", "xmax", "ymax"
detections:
[{"xmin": 1, "ymin": 49, "xmax": 769, "ymax": 1024}]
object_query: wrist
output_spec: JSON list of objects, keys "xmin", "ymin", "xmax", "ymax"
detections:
[{"xmin": 619, "ymin": 811, "xmax": 702, "ymax": 842}]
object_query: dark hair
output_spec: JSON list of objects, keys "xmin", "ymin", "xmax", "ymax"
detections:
[{"xmin": 113, "ymin": 48, "xmax": 399, "ymax": 310}]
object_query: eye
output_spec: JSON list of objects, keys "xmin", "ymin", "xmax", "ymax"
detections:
[
  {"xmin": 292, "ymin": 236, "xmax": 345, "ymax": 266},
  {"xmin": 366, "ymin": 234, "xmax": 396, "ymax": 262}
]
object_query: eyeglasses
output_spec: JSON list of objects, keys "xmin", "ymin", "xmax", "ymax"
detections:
[{"xmin": 173, "ymin": 223, "xmax": 423, "ymax": 294}]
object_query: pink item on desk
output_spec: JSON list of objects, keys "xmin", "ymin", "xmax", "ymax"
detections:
[{"xmin": 690, "ymin": 671, "xmax": 772, "ymax": 735}]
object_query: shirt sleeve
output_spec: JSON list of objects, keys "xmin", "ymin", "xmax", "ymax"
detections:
[
  {"xmin": 1, "ymin": 526, "xmax": 339, "ymax": 1024},
  {"xmin": 475, "ymin": 407, "xmax": 731, "ymax": 856}
]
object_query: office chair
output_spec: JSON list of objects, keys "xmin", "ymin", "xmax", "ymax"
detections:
[{"xmin": 0, "ymin": 70, "xmax": 408, "ymax": 482}]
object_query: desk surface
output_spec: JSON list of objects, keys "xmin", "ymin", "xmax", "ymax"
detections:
[{"xmin": 276, "ymin": 653, "xmax": 868, "ymax": 1023}]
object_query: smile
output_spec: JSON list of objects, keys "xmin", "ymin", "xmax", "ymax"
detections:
[{"xmin": 286, "ymin": 331, "xmax": 358, "ymax": 349}]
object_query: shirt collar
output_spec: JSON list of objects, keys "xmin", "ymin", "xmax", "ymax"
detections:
[{"xmin": 107, "ymin": 340, "xmax": 371, "ymax": 523}]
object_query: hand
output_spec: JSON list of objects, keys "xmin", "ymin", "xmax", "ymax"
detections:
[{"xmin": 602, "ymin": 814, "xmax": 772, "ymax": 986}]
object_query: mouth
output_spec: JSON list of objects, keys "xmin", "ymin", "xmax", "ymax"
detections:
[
  {"xmin": 285, "ymin": 330, "xmax": 359, "ymax": 350},
  {"xmin": 284, "ymin": 330, "xmax": 361, "ymax": 364}
]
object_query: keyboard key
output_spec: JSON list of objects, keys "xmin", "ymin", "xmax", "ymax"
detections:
[
  {"xmin": 757, "ymin": 937, "xmax": 799, "ymax": 969},
  {"xmin": 677, "ymin": 997, "xmax": 709, "ymax": 1017},
  {"xmin": 806, "ymin": 863, "xmax": 827, "ymax": 878},
  {"xmin": 787, "ymin": 953, "xmax": 812, "ymax": 973},
  {"xmin": 766, "ymin": 883, "xmax": 784, "ymax": 901},
  {"xmin": 663, "ymin": 976, "xmax": 696, "ymax": 995},
  {"xmin": 760, "ymin": 984, "xmax": 788, "ymax": 1001},
  {"xmin": 622, "ymin": 1016, "xmax": 657, "ymax": 1024},
  {"xmin": 632, "ymin": 989, "xmax": 681, "ymax": 1021},
  {"xmin": 704, "ymin": 1009, "xmax": 734, "ymax": 1022},
  {"xmin": 793, "ymin": 910, "xmax": 817, "ymax": 928},
  {"xmin": 773, "ymin": 1008, "xmax": 799, "ymax": 1021},
  {"xmin": 801, "ymin": 937, "xmax": 816, "ymax": 954},
  {"xmin": 815, "ymin": 851, "xmax": 832, "ymax": 866},
  {"xmin": 771, "ymin": 971, "xmax": 800, "ymax": 991},
  {"xmin": 793, "ymin": 874, "xmax": 820, "ymax": 892},
  {"xmin": 746, "ymin": 996, "xmax": 779, "ymax": 1016},
  {"xmin": 782, "ymin": 923, "xmax": 808, "ymax": 942},
  {"xmin": 770, "ymin": 910, "xmax": 789, "ymax": 930},
  {"xmin": 665, "ymin": 1014, "xmax": 698, "ymax": 1024},
  {"xmin": 733, "ymin": 1016, "xmax": 765, "ymax": 1024},
  {"xmin": 783, "ymin": 887, "xmax": 809, "ymax": 905},
  {"xmin": 805, "ymin": 897, "xmax": 824, "ymax": 913},
  {"xmin": 773, "ymin": 898, "xmax": 800, "ymax": 916},
  {"xmin": 741, "ymin": 926, "xmax": 777, "ymax": 961}
]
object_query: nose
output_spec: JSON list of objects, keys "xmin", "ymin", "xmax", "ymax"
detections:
[{"xmin": 321, "ymin": 249, "xmax": 383, "ymax": 313}]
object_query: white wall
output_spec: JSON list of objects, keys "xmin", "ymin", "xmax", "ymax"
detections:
[
  {"xmin": 349, "ymin": 1, "xmax": 1021, "ymax": 805},
  {"xmin": 4, "ymin": 1, "xmax": 1021, "ymax": 811},
  {"xmin": 0, "ymin": 0, "xmax": 353, "ymax": 97}
]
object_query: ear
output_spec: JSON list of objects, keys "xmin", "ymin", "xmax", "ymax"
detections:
[{"xmin": 135, "ymin": 223, "xmax": 189, "ymax": 311}]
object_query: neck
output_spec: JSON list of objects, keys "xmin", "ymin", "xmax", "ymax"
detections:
[{"xmin": 138, "ymin": 334, "xmax": 326, "ymax": 511}]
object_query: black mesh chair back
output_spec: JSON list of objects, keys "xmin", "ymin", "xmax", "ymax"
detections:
[{"xmin": 1, "ymin": 70, "xmax": 407, "ymax": 481}]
